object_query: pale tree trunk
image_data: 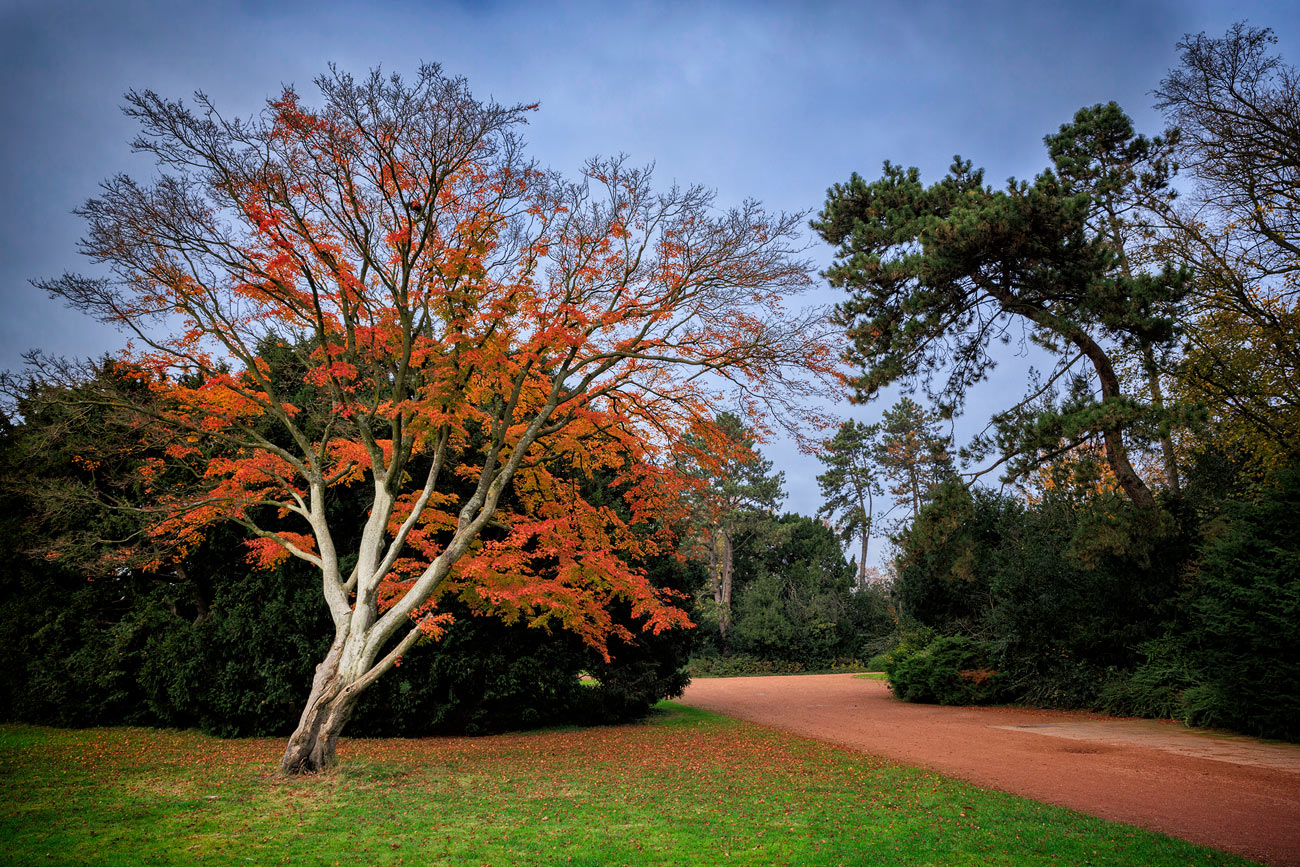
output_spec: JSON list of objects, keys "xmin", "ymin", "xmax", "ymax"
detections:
[
  {"xmin": 279, "ymin": 610, "xmax": 422, "ymax": 773},
  {"xmin": 280, "ymin": 683, "xmax": 357, "ymax": 773},
  {"xmin": 858, "ymin": 532, "xmax": 869, "ymax": 591},
  {"xmin": 710, "ymin": 528, "xmax": 734, "ymax": 643},
  {"xmin": 280, "ymin": 637, "xmax": 365, "ymax": 773},
  {"xmin": 856, "ymin": 486, "xmax": 872, "ymax": 591},
  {"xmin": 909, "ymin": 466, "xmax": 920, "ymax": 520},
  {"xmin": 1142, "ymin": 344, "xmax": 1181, "ymax": 494}
]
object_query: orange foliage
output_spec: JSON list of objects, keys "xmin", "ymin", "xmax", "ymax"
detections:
[
  {"xmin": 52, "ymin": 65, "xmax": 837, "ymax": 684},
  {"xmin": 1020, "ymin": 440, "xmax": 1123, "ymax": 505}
]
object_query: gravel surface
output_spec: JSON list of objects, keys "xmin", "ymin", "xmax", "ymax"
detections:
[{"xmin": 681, "ymin": 673, "xmax": 1300, "ymax": 866}]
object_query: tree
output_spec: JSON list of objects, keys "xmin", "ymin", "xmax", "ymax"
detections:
[
  {"xmin": 875, "ymin": 397, "xmax": 954, "ymax": 523},
  {"xmin": 729, "ymin": 514, "xmax": 858, "ymax": 666},
  {"xmin": 1154, "ymin": 24, "xmax": 1300, "ymax": 471},
  {"xmin": 677, "ymin": 412, "xmax": 785, "ymax": 644},
  {"xmin": 1043, "ymin": 102, "xmax": 1184, "ymax": 493},
  {"xmin": 1175, "ymin": 460, "xmax": 1300, "ymax": 740},
  {"xmin": 893, "ymin": 479, "xmax": 1189, "ymax": 708},
  {"xmin": 812, "ymin": 110, "xmax": 1191, "ymax": 509},
  {"xmin": 816, "ymin": 420, "xmax": 881, "ymax": 588},
  {"xmin": 34, "ymin": 65, "xmax": 832, "ymax": 772},
  {"xmin": 1156, "ymin": 24, "xmax": 1300, "ymax": 277}
]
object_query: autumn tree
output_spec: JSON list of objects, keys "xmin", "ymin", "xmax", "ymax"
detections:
[
  {"xmin": 812, "ymin": 110, "xmax": 1191, "ymax": 509},
  {"xmin": 1154, "ymin": 23, "xmax": 1300, "ymax": 471},
  {"xmin": 875, "ymin": 397, "xmax": 954, "ymax": 523},
  {"xmin": 816, "ymin": 419, "xmax": 880, "ymax": 586},
  {"xmin": 34, "ymin": 65, "xmax": 832, "ymax": 772},
  {"xmin": 677, "ymin": 412, "xmax": 785, "ymax": 643}
]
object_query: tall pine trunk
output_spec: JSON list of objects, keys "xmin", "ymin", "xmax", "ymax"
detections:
[{"xmin": 858, "ymin": 532, "xmax": 869, "ymax": 591}]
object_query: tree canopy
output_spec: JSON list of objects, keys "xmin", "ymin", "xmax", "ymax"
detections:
[
  {"xmin": 677, "ymin": 412, "xmax": 785, "ymax": 643},
  {"xmin": 1154, "ymin": 24, "xmax": 1300, "ymax": 472},
  {"xmin": 816, "ymin": 419, "xmax": 879, "ymax": 588},
  {"xmin": 812, "ymin": 105, "xmax": 1190, "ymax": 508},
  {"xmin": 32, "ymin": 65, "xmax": 834, "ymax": 772}
]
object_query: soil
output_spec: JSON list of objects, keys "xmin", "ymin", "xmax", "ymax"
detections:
[{"xmin": 680, "ymin": 673, "xmax": 1300, "ymax": 866}]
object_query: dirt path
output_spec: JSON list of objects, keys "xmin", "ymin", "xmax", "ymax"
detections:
[{"xmin": 680, "ymin": 673, "xmax": 1300, "ymax": 866}]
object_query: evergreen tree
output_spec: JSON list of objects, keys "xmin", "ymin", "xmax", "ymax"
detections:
[
  {"xmin": 729, "ymin": 514, "xmax": 858, "ymax": 666},
  {"xmin": 678, "ymin": 413, "xmax": 785, "ymax": 644},
  {"xmin": 1044, "ymin": 102, "xmax": 1185, "ymax": 492},
  {"xmin": 875, "ymin": 398, "xmax": 954, "ymax": 523},
  {"xmin": 813, "ymin": 108, "xmax": 1191, "ymax": 509},
  {"xmin": 816, "ymin": 420, "xmax": 881, "ymax": 587}
]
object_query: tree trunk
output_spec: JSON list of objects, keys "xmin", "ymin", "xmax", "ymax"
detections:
[
  {"xmin": 1062, "ymin": 326, "xmax": 1157, "ymax": 509},
  {"xmin": 858, "ymin": 532, "xmax": 868, "ymax": 591},
  {"xmin": 710, "ymin": 529, "xmax": 734, "ymax": 643},
  {"xmin": 994, "ymin": 293, "xmax": 1158, "ymax": 509},
  {"xmin": 909, "ymin": 467, "xmax": 920, "ymax": 519},
  {"xmin": 280, "ymin": 641, "xmax": 363, "ymax": 774},
  {"xmin": 1142, "ymin": 344, "xmax": 1181, "ymax": 494}
]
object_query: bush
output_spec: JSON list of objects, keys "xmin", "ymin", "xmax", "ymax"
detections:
[
  {"xmin": 3, "ymin": 548, "xmax": 693, "ymax": 737},
  {"xmin": 892, "ymin": 483, "xmax": 1000, "ymax": 635},
  {"xmin": 864, "ymin": 653, "xmax": 891, "ymax": 672},
  {"xmin": 0, "ymin": 359, "xmax": 697, "ymax": 739},
  {"xmin": 688, "ymin": 654, "xmax": 807, "ymax": 677},
  {"xmin": 1096, "ymin": 637, "xmax": 1197, "ymax": 719},
  {"xmin": 885, "ymin": 635, "xmax": 1005, "ymax": 705},
  {"xmin": 1173, "ymin": 463, "xmax": 1300, "ymax": 740},
  {"xmin": 727, "ymin": 515, "xmax": 865, "ymax": 667},
  {"xmin": 893, "ymin": 483, "xmax": 1192, "ymax": 710}
]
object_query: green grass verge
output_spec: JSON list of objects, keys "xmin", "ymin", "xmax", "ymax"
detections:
[{"xmin": 0, "ymin": 704, "xmax": 1251, "ymax": 866}]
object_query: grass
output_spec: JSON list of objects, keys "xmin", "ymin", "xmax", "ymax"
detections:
[{"xmin": 0, "ymin": 704, "xmax": 1252, "ymax": 866}]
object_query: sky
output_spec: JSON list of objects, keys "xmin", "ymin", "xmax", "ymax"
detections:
[{"xmin": 2, "ymin": 0, "xmax": 1298, "ymax": 547}]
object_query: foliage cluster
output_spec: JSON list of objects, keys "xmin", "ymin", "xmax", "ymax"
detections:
[
  {"xmin": 885, "ymin": 634, "xmax": 1006, "ymax": 705},
  {"xmin": 888, "ymin": 458, "xmax": 1300, "ymax": 740},
  {"xmin": 0, "ymin": 530, "xmax": 693, "ymax": 739},
  {"xmin": 688, "ymin": 513, "xmax": 895, "ymax": 672},
  {"xmin": 0, "ymin": 368, "xmax": 694, "ymax": 738}
]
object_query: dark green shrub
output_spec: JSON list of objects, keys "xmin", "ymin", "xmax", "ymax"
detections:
[
  {"xmin": 893, "ymin": 483, "xmax": 1000, "ymax": 635},
  {"xmin": 894, "ymin": 480, "xmax": 1193, "ymax": 710},
  {"xmin": 864, "ymin": 653, "xmax": 891, "ymax": 672},
  {"xmin": 1174, "ymin": 464, "xmax": 1300, "ymax": 740},
  {"xmin": 1, "ymin": 355, "xmax": 697, "ymax": 739},
  {"xmin": 350, "ymin": 608, "xmax": 590, "ymax": 736},
  {"xmin": 886, "ymin": 635, "xmax": 1005, "ymax": 705},
  {"xmin": 728, "ymin": 515, "xmax": 863, "ymax": 668}
]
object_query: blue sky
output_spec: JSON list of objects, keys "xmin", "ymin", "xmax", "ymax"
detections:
[{"xmin": 3, "ymin": 0, "xmax": 1297, "ymax": 534}]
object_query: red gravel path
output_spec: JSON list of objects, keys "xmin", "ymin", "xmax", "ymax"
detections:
[{"xmin": 680, "ymin": 673, "xmax": 1300, "ymax": 866}]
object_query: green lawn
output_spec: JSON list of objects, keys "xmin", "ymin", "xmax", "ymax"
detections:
[{"xmin": 0, "ymin": 704, "xmax": 1251, "ymax": 866}]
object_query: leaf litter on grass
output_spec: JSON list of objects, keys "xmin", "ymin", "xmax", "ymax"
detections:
[{"xmin": 0, "ymin": 707, "xmax": 1254, "ymax": 866}]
